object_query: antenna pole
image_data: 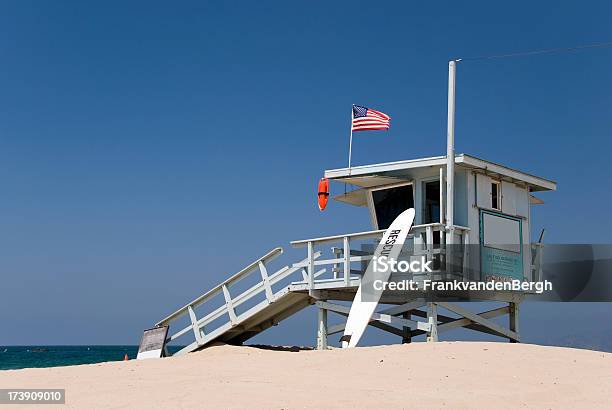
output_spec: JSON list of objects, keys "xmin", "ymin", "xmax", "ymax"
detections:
[{"xmin": 446, "ymin": 60, "xmax": 458, "ymax": 272}]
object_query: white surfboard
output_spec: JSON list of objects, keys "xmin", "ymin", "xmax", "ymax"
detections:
[{"xmin": 341, "ymin": 208, "xmax": 415, "ymax": 348}]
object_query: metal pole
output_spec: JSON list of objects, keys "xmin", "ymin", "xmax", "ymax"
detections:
[
  {"xmin": 446, "ymin": 60, "xmax": 458, "ymax": 273},
  {"xmin": 348, "ymin": 105, "xmax": 354, "ymax": 171}
]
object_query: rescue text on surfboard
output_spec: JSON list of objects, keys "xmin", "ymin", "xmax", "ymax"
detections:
[{"xmin": 380, "ymin": 230, "xmax": 401, "ymax": 257}]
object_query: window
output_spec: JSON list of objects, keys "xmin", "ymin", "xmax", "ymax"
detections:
[
  {"xmin": 371, "ymin": 184, "xmax": 414, "ymax": 229},
  {"xmin": 491, "ymin": 181, "xmax": 501, "ymax": 210}
]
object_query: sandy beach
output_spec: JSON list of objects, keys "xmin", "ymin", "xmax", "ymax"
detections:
[{"xmin": 1, "ymin": 342, "xmax": 610, "ymax": 409}]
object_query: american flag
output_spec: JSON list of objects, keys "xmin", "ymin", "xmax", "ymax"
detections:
[{"xmin": 352, "ymin": 105, "xmax": 391, "ymax": 132}]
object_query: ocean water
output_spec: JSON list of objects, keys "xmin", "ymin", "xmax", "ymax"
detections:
[{"xmin": 0, "ymin": 346, "xmax": 183, "ymax": 370}]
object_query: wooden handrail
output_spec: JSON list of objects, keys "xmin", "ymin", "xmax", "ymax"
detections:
[
  {"xmin": 291, "ymin": 223, "xmax": 470, "ymax": 247},
  {"xmin": 291, "ymin": 229, "xmax": 386, "ymax": 247},
  {"xmin": 156, "ymin": 247, "xmax": 283, "ymax": 326}
]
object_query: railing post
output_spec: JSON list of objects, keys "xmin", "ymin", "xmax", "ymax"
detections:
[
  {"xmin": 343, "ymin": 236, "xmax": 350, "ymax": 286},
  {"xmin": 425, "ymin": 225, "xmax": 434, "ymax": 265},
  {"xmin": 222, "ymin": 284, "xmax": 238, "ymax": 325},
  {"xmin": 537, "ymin": 244, "xmax": 544, "ymax": 282},
  {"xmin": 307, "ymin": 241, "xmax": 314, "ymax": 292},
  {"xmin": 462, "ymin": 230, "xmax": 469, "ymax": 279},
  {"xmin": 445, "ymin": 228, "xmax": 454, "ymax": 274},
  {"xmin": 332, "ymin": 247, "xmax": 341, "ymax": 279},
  {"xmin": 258, "ymin": 261, "xmax": 275, "ymax": 303},
  {"xmin": 187, "ymin": 305, "xmax": 204, "ymax": 344}
]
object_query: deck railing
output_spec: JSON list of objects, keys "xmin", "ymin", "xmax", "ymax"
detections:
[{"xmin": 290, "ymin": 223, "xmax": 471, "ymax": 287}]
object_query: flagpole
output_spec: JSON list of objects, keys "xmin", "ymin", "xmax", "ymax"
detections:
[
  {"xmin": 446, "ymin": 59, "xmax": 458, "ymax": 274},
  {"xmin": 348, "ymin": 105, "xmax": 354, "ymax": 172}
]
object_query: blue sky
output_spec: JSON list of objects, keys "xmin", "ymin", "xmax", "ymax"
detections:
[{"xmin": 0, "ymin": 1, "xmax": 611, "ymax": 347}]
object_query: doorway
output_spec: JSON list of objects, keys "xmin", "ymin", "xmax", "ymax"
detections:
[
  {"xmin": 422, "ymin": 180, "xmax": 441, "ymax": 224},
  {"xmin": 422, "ymin": 181, "xmax": 441, "ymax": 268}
]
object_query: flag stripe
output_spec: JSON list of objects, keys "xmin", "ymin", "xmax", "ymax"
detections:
[
  {"xmin": 353, "ymin": 118, "xmax": 390, "ymax": 124},
  {"xmin": 352, "ymin": 105, "xmax": 391, "ymax": 132},
  {"xmin": 353, "ymin": 122, "xmax": 389, "ymax": 126},
  {"xmin": 352, "ymin": 126, "xmax": 389, "ymax": 131},
  {"xmin": 367, "ymin": 110, "xmax": 390, "ymax": 120},
  {"xmin": 353, "ymin": 120, "xmax": 390, "ymax": 126},
  {"xmin": 353, "ymin": 122, "xmax": 389, "ymax": 127}
]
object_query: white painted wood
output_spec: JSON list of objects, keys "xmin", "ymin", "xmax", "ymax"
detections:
[
  {"xmin": 379, "ymin": 300, "xmax": 426, "ymax": 316},
  {"xmin": 187, "ymin": 305, "xmax": 203, "ymax": 343},
  {"xmin": 476, "ymin": 173, "xmax": 492, "ymax": 209},
  {"xmin": 462, "ymin": 230, "xmax": 470, "ymax": 275},
  {"xmin": 307, "ymin": 242, "xmax": 314, "ymax": 292},
  {"xmin": 291, "ymin": 229, "xmax": 385, "ymax": 247},
  {"xmin": 501, "ymin": 181, "xmax": 518, "ymax": 215},
  {"xmin": 222, "ymin": 284, "xmax": 238, "ymax": 325},
  {"xmin": 437, "ymin": 306, "xmax": 509, "ymax": 333},
  {"xmin": 438, "ymin": 302, "xmax": 519, "ymax": 341},
  {"xmin": 258, "ymin": 261, "xmax": 274, "ymax": 303},
  {"xmin": 516, "ymin": 186, "xmax": 530, "ymax": 217},
  {"xmin": 324, "ymin": 154, "xmax": 556, "ymax": 192},
  {"xmin": 157, "ymin": 247, "xmax": 283, "ymax": 326},
  {"xmin": 154, "ymin": 203, "xmax": 530, "ymax": 357},
  {"xmin": 343, "ymin": 236, "xmax": 350, "ymax": 286}
]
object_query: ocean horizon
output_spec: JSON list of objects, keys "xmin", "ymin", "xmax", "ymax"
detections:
[{"xmin": 0, "ymin": 345, "xmax": 184, "ymax": 370}]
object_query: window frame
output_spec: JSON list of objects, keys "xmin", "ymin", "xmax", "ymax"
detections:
[
  {"xmin": 367, "ymin": 181, "xmax": 415, "ymax": 229},
  {"xmin": 491, "ymin": 180, "xmax": 502, "ymax": 211}
]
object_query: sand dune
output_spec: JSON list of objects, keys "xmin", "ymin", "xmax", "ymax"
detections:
[{"xmin": 1, "ymin": 342, "xmax": 610, "ymax": 409}]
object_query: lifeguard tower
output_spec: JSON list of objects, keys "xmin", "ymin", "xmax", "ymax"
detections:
[
  {"xmin": 145, "ymin": 152, "xmax": 555, "ymax": 356},
  {"xmin": 140, "ymin": 61, "xmax": 557, "ymax": 357}
]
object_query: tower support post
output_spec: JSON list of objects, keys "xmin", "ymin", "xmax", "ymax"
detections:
[
  {"xmin": 509, "ymin": 302, "xmax": 520, "ymax": 343},
  {"xmin": 426, "ymin": 302, "xmax": 439, "ymax": 342},
  {"xmin": 317, "ymin": 305, "xmax": 328, "ymax": 350},
  {"xmin": 402, "ymin": 311, "xmax": 412, "ymax": 343}
]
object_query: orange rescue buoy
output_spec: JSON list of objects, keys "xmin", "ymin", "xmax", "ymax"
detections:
[{"xmin": 317, "ymin": 177, "xmax": 329, "ymax": 211}]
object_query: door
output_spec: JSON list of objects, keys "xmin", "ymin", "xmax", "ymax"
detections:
[{"xmin": 422, "ymin": 180, "xmax": 441, "ymax": 224}]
